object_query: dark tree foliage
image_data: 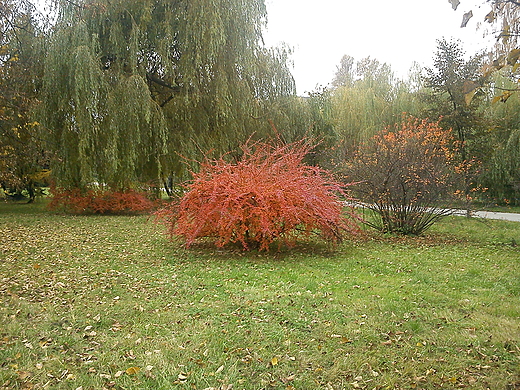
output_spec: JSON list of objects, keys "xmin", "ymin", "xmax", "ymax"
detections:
[
  {"xmin": 422, "ymin": 39, "xmax": 489, "ymax": 206},
  {"xmin": 423, "ymin": 39, "xmax": 486, "ymax": 156},
  {"xmin": 0, "ymin": 0, "xmax": 47, "ymax": 201}
]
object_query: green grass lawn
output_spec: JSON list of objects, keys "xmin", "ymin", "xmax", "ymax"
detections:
[{"xmin": 1, "ymin": 201, "xmax": 519, "ymax": 390}]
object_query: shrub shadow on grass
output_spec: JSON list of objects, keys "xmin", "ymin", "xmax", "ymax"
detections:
[{"xmin": 166, "ymin": 235, "xmax": 360, "ymax": 262}]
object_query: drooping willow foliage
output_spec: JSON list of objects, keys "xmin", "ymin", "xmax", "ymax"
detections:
[
  {"xmin": 40, "ymin": 0, "xmax": 297, "ymax": 190},
  {"xmin": 326, "ymin": 56, "xmax": 423, "ymax": 161}
]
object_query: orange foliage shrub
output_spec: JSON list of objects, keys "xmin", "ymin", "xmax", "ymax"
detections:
[
  {"xmin": 156, "ymin": 139, "xmax": 359, "ymax": 251},
  {"xmin": 346, "ymin": 116, "xmax": 457, "ymax": 235},
  {"xmin": 48, "ymin": 186, "xmax": 156, "ymax": 214}
]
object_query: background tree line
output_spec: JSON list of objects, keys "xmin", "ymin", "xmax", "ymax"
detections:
[{"xmin": 2, "ymin": 0, "xmax": 520, "ymax": 206}]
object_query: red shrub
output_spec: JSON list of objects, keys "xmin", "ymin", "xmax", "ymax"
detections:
[
  {"xmin": 49, "ymin": 186, "xmax": 156, "ymax": 215},
  {"xmin": 156, "ymin": 139, "xmax": 359, "ymax": 251}
]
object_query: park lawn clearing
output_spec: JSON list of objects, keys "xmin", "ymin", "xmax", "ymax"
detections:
[{"xmin": 1, "ymin": 202, "xmax": 519, "ymax": 389}]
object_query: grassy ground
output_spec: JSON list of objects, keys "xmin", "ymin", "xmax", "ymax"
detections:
[{"xmin": 1, "ymin": 200, "xmax": 519, "ymax": 390}]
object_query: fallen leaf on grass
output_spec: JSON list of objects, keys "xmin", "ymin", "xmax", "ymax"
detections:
[
  {"xmin": 270, "ymin": 357, "xmax": 278, "ymax": 366},
  {"xmin": 83, "ymin": 331, "xmax": 97, "ymax": 338},
  {"xmin": 17, "ymin": 371, "xmax": 32, "ymax": 380},
  {"xmin": 144, "ymin": 365, "xmax": 155, "ymax": 378},
  {"xmin": 110, "ymin": 322, "xmax": 123, "ymax": 331},
  {"xmin": 125, "ymin": 367, "xmax": 140, "ymax": 375}
]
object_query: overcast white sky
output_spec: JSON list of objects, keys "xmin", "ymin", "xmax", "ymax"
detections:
[{"xmin": 263, "ymin": 0, "xmax": 495, "ymax": 94}]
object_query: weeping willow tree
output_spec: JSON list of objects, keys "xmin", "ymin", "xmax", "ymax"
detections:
[
  {"xmin": 40, "ymin": 0, "xmax": 296, "ymax": 191},
  {"xmin": 328, "ymin": 56, "xmax": 422, "ymax": 160}
]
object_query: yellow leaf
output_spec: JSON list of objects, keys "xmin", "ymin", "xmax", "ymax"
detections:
[
  {"xmin": 270, "ymin": 357, "xmax": 278, "ymax": 366},
  {"xmin": 125, "ymin": 366, "xmax": 140, "ymax": 375},
  {"xmin": 17, "ymin": 370, "xmax": 32, "ymax": 380},
  {"xmin": 507, "ymin": 49, "xmax": 520, "ymax": 65},
  {"xmin": 492, "ymin": 95, "xmax": 502, "ymax": 104},
  {"xmin": 465, "ymin": 89, "xmax": 477, "ymax": 106},
  {"xmin": 485, "ymin": 10, "xmax": 495, "ymax": 23},
  {"xmin": 500, "ymin": 91, "xmax": 514, "ymax": 103}
]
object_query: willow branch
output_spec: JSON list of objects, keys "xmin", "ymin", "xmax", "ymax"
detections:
[{"xmin": 146, "ymin": 73, "xmax": 181, "ymax": 92}]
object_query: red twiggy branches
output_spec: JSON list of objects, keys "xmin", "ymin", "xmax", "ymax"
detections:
[{"xmin": 157, "ymin": 139, "xmax": 359, "ymax": 251}]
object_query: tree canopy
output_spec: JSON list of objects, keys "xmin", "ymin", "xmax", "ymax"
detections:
[
  {"xmin": 40, "ymin": 0, "xmax": 296, "ymax": 191},
  {"xmin": 0, "ymin": 0, "xmax": 47, "ymax": 201}
]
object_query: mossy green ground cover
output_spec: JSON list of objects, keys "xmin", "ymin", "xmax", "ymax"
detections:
[{"xmin": 1, "ymin": 201, "xmax": 519, "ymax": 389}]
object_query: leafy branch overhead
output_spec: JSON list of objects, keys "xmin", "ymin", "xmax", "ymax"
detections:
[{"xmin": 452, "ymin": 0, "xmax": 520, "ymax": 102}]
